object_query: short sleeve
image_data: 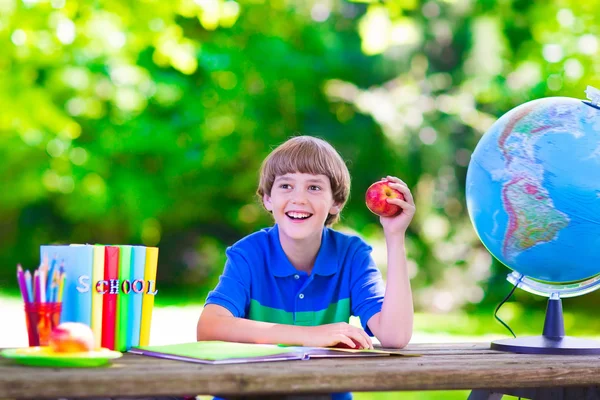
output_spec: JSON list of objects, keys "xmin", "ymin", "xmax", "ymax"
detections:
[
  {"xmin": 205, "ymin": 247, "xmax": 252, "ymax": 318},
  {"xmin": 350, "ymin": 241, "xmax": 385, "ymax": 336}
]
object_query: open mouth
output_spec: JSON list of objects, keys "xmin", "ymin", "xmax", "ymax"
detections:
[{"xmin": 285, "ymin": 211, "xmax": 313, "ymax": 221}]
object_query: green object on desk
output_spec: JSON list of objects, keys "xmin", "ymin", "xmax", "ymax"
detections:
[
  {"xmin": 129, "ymin": 340, "xmax": 416, "ymax": 364},
  {"xmin": 0, "ymin": 346, "xmax": 122, "ymax": 367},
  {"xmin": 132, "ymin": 341, "xmax": 296, "ymax": 361}
]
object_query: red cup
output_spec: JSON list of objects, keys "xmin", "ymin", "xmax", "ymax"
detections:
[{"xmin": 24, "ymin": 302, "xmax": 62, "ymax": 346}]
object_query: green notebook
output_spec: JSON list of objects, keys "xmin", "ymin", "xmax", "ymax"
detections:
[{"xmin": 128, "ymin": 341, "xmax": 416, "ymax": 364}]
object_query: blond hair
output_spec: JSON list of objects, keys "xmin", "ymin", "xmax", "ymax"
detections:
[{"xmin": 257, "ymin": 136, "xmax": 351, "ymax": 226}]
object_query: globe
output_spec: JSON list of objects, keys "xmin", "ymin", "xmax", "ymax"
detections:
[
  {"xmin": 466, "ymin": 93, "xmax": 600, "ymax": 284},
  {"xmin": 466, "ymin": 87, "xmax": 600, "ymax": 354}
]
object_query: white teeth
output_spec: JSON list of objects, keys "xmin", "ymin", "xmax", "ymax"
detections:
[{"xmin": 287, "ymin": 212, "xmax": 311, "ymax": 219}]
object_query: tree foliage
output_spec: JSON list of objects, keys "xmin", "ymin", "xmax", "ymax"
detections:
[{"xmin": 1, "ymin": 0, "xmax": 598, "ymax": 310}]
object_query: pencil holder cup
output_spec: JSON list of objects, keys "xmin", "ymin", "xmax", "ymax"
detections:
[{"xmin": 24, "ymin": 302, "xmax": 62, "ymax": 347}]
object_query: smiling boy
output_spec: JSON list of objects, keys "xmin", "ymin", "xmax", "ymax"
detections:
[{"xmin": 197, "ymin": 136, "xmax": 415, "ymax": 355}]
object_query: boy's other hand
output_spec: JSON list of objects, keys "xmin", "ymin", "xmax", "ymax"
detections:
[
  {"xmin": 303, "ymin": 322, "xmax": 373, "ymax": 349},
  {"xmin": 379, "ymin": 176, "xmax": 416, "ymax": 237}
]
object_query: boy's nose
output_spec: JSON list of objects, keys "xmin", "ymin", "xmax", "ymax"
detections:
[{"xmin": 290, "ymin": 193, "xmax": 307, "ymax": 204}]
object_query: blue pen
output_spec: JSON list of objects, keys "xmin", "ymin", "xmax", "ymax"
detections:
[
  {"xmin": 46, "ymin": 256, "xmax": 57, "ymax": 299},
  {"xmin": 48, "ymin": 271, "xmax": 55, "ymax": 303}
]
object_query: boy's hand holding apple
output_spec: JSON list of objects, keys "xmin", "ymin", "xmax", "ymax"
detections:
[{"xmin": 366, "ymin": 176, "xmax": 415, "ymax": 237}]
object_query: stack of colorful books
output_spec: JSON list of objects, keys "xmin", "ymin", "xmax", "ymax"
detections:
[{"xmin": 39, "ymin": 245, "xmax": 159, "ymax": 351}]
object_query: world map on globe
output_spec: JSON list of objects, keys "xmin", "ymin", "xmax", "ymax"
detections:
[{"xmin": 466, "ymin": 96, "xmax": 600, "ymax": 283}]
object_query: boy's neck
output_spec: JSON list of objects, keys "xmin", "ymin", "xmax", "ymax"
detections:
[{"xmin": 279, "ymin": 229, "xmax": 323, "ymax": 274}]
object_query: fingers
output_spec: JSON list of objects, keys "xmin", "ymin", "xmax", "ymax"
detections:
[
  {"xmin": 386, "ymin": 197, "xmax": 415, "ymax": 212},
  {"xmin": 383, "ymin": 175, "xmax": 405, "ymax": 185},
  {"xmin": 349, "ymin": 324, "xmax": 373, "ymax": 349},
  {"xmin": 387, "ymin": 182, "xmax": 415, "ymax": 205},
  {"xmin": 347, "ymin": 327, "xmax": 372, "ymax": 350},
  {"xmin": 332, "ymin": 323, "xmax": 373, "ymax": 350},
  {"xmin": 350, "ymin": 334, "xmax": 369, "ymax": 350},
  {"xmin": 383, "ymin": 178, "xmax": 416, "ymax": 217},
  {"xmin": 336, "ymin": 334, "xmax": 357, "ymax": 349},
  {"xmin": 358, "ymin": 329, "xmax": 374, "ymax": 350}
]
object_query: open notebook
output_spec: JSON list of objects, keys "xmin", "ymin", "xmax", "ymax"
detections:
[{"xmin": 128, "ymin": 341, "xmax": 417, "ymax": 364}]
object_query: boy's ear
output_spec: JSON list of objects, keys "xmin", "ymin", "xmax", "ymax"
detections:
[
  {"xmin": 263, "ymin": 194, "xmax": 273, "ymax": 212},
  {"xmin": 329, "ymin": 204, "xmax": 341, "ymax": 215}
]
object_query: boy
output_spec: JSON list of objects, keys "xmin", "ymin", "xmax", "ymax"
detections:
[{"xmin": 197, "ymin": 135, "xmax": 415, "ymax": 354}]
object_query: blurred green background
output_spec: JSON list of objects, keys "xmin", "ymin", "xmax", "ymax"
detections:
[{"xmin": 1, "ymin": 0, "xmax": 599, "ymax": 398}]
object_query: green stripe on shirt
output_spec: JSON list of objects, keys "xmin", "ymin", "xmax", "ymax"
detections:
[{"xmin": 248, "ymin": 298, "xmax": 351, "ymax": 326}]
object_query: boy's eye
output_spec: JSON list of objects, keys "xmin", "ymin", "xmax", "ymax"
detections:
[
  {"xmin": 279, "ymin": 184, "xmax": 292, "ymax": 189},
  {"xmin": 309, "ymin": 185, "xmax": 321, "ymax": 191}
]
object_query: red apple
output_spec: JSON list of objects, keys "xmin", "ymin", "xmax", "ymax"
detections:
[
  {"xmin": 365, "ymin": 180, "xmax": 405, "ymax": 217},
  {"xmin": 48, "ymin": 322, "xmax": 95, "ymax": 353}
]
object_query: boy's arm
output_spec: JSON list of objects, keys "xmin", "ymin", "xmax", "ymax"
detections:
[
  {"xmin": 367, "ymin": 236, "xmax": 413, "ymax": 349},
  {"xmin": 197, "ymin": 304, "xmax": 374, "ymax": 349},
  {"xmin": 367, "ymin": 176, "xmax": 416, "ymax": 349}
]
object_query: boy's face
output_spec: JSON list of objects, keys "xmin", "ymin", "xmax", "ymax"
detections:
[{"xmin": 263, "ymin": 172, "xmax": 339, "ymax": 241}]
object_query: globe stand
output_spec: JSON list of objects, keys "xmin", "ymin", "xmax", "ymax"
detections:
[{"xmin": 491, "ymin": 294, "xmax": 600, "ymax": 355}]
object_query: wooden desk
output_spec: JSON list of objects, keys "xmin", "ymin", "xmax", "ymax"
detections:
[{"xmin": 2, "ymin": 342, "xmax": 600, "ymax": 400}]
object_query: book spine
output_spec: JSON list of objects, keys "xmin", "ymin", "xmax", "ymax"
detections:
[
  {"xmin": 139, "ymin": 247, "xmax": 159, "ymax": 346},
  {"xmin": 101, "ymin": 246, "xmax": 120, "ymax": 350},
  {"xmin": 129, "ymin": 246, "xmax": 146, "ymax": 348},
  {"xmin": 116, "ymin": 245, "xmax": 132, "ymax": 351},
  {"xmin": 91, "ymin": 245, "xmax": 105, "ymax": 350},
  {"xmin": 40, "ymin": 245, "xmax": 93, "ymax": 325}
]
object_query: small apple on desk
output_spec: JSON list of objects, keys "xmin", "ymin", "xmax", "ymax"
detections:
[
  {"xmin": 49, "ymin": 322, "xmax": 95, "ymax": 353},
  {"xmin": 365, "ymin": 179, "xmax": 405, "ymax": 217}
]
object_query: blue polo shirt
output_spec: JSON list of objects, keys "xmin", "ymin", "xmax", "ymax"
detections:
[{"xmin": 205, "ymin": 225, "xmax": 385, "ymax": 400}]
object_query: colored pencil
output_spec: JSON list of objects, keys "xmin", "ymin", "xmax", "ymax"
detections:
[
  {"xmin": 34, "ymin": 270, "xmax": 40, "ymax": 303},
  {"xmin": 46, "ymin": 256, "xmax": 56, "ymax": 298},
  {"xmin": 57, "ymin": 271, "xmax": 66, "ymax": 303},
  {"xmin": 39, "ymin": 265, "xmax": 46, "ymax": 303},
  {"xmin": 17, "ymin": 265, "xmax": 29, "ymax": 303},
  {"xmin": 24, "ymin": 270, "xmax": 33, "ymax": 302}
]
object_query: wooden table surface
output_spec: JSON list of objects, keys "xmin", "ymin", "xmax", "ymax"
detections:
[{"xmin": 2, "ymin": 342, "xmax": 600, "ymax": 399}]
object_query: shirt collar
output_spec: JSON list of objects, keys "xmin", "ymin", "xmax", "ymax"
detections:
[{"xmin": 269, "ymin": 224, "xmax": 338, "ymax": 277}]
